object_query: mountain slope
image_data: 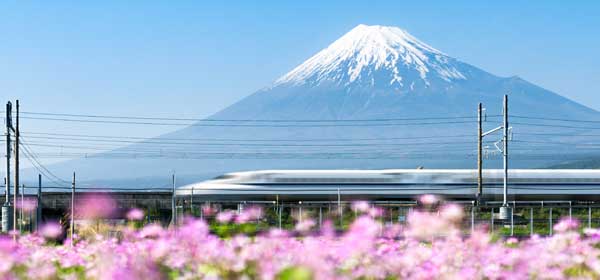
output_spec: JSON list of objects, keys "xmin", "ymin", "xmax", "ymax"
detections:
[{"xmin": 34, "ymin": 24, "xmax": 600, "ymax": 186}]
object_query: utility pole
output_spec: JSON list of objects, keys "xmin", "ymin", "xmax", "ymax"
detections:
[
  {"xmin": 19, "ymin": 184, "xmax": 23, "ymax": 232},
  {"xmin": 499, "ymin": 95, "xmax": 511, "ymax": 219},
  {"xmin": 2, "ymin": 102, "xmax": 12, "ymax": 233},
  {"xmin": 2, "ymin": 177, "xmax": 11, "ymax": 233},
  {"xmin": 13, "ymin": 100, "xmax": 19, "ymax": 233},
  {"xmin": 478, "ymin": 95, "xmax": 511, "ymax": 219},
  {"xmin": 70, "ymin": 172, "xmax": 75, "ymax": 244},
  {"xmin": 36, "ymin": 174, "xmax": 42, "ymax": 231},
  {"xmin": 476, "ymin": 102, "xmax": 483, "ymax": 203},
  {"xmin": 337, "ymin": 187, "xmax": 342, "ymax": 227},
  {"xmin": 190, "ymin": 186, "xmax": 194, "ymax": 215},
  {"xmin": 171, "ymin": 173, "xmax": 176, "ymax": 227}
]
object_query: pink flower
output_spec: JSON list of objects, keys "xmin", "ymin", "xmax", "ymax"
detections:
[
  {"xmin": 295, "ymin": 219, "xmax": 316, "ymax": 233},
  {"xmin": 201, "ymin": 205, "xmax": 216, "ymax": 216},
  {"xmin": 368, "ymin": 207, "xmax": 384, "ymax": 218},
  {"xmin": 266, "ymin": 228, "xmax": 289, "ymax": 238},
  {"xmin": 216, "ymin": 210, "xmax": 235, "ymax": 224},
  {"xmin": 405, "ymin": 210, "xmax": 458, "ymax": 239},
  {"xmin": 1, "ymin": 201, "xmax": 600, "ymax": 279},
  {"xmin": 235, "ymin": 212, "xmax": 250, "ymax": 224},
  {"xmin": 244, "ymin": 206, "xmax": 263, "ymax": 220},
  {"xmin": 553, "ymin": 217, "xmax": 579, "ymax": 233},
  {"xmin": 352, "ymin": 201, "xmax": 370, "ymax": 212},
  {"xmin": 39, "ymin": 222, "xmax": 63, "ymax": 239},
  {"xmin": 506, "ymin": 237, "xmax": 518, "ymax": 245},
  {"xmin": 75, "ymin": 193, "xmax": 117, "ymax": 219},
  {"xmin": 126, "ymin": 208, "xmax": 145, "ymax": 221},
  {"xmin": 440, "ymin": 204, "xmax": 463, "ymax": 222},
  {"xmin": 347, "ymin": 216, "xmax": 380, "ymax": 239},
  {"xmin": 419, "ymin": 194, "xmax": 439, "ymax": 205},
  {"xmin": 16, "ymin": 198, "xmax": 37, "ymax": 212},
  {"xmin": 583, "ymin": 228, "xmax": 600, "ymax": 241},
  {"xmin": 140, "ymin": 224, "xmax": 164, "ymax": 238}
]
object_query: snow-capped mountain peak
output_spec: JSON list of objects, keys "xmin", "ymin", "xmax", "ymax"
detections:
[{"xmin": 274, "ymin": 24, "xmax": 467, "ymax": 90}]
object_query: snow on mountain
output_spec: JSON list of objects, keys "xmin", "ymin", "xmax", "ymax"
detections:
[
  {"xmin": 274, "ymin": 24, "xmax": 467, "ymax": 90},
  {"xmin": 34, "ymin": 24, "xmax": 600, "ymax": 185}
]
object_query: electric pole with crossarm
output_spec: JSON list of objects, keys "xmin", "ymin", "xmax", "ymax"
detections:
[
  {"xmin": 477, "ymin": 94, "xmax": 512, "ymax": 219},
  {"xmin": 2, "ymin": 101, "xmax": 13, "ymax": 232}
]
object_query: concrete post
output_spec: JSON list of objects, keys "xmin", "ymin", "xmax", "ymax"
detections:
[
  {"xmin": 470, "ymin": 203, "xmax": 475, "ymax": 234},
  {"xmin": 319, "ymin": 206, "xmax": 322, "ymax": 228},
  {"xmin": 589, "ymin": 206, "xmax": 592, "ymax": 228},
  {"xmin": 530, "ymin": 208, "xmax": 533, "ymax": 236},
  {"xmin": 549, "ymin": 208, "xmax": 553, "ymax": 235},
  {"xmin": 490, "ymin": 207, "xmax": 494, "ymax": 232}
]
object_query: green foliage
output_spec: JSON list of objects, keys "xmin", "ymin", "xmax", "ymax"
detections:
[
  {"xmin": 211, "ymin": 223, "xmax": 259, "ymax": 238},
  {"xmin": 276, "ymin": 266, "xmax": 313, "ymax": 280},
  {"xmin": 57, "ymin": 265, "xmax": 86, "ymax": 280},
  {"xmin": 563, "ymin": 265, "xmax": 598, "ymax": 278}
]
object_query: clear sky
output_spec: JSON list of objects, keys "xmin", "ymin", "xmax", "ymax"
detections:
[{"xmin": 1, "ymin": 0, "xmax": 599, "ymax": 139}]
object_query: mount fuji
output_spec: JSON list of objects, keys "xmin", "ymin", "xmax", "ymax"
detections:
[
  {"xmin": 275, "ymin": 24, "xmax": 467, "ymax": 90},
  {"xmin": 215, "ymin": 24, "xmax": 595, "ymax": 121},
  {"xmin": 37, "ymin": 24, "xmax": 600, "ymax": 187}
]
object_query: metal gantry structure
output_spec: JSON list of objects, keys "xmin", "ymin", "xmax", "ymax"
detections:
[{"xmin": 477, "ymin": 94, "xmax": 512, "ymax": 219}]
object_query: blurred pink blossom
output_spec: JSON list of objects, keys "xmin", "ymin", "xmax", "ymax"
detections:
[
  {"xmin": 201, "ymin": 205, "xmax": 216, "ymax": 216},
  {"xmin": 126, "ymin": 208, "xmax": 145, "ymax": 221},
  {"xmin": 368, "ymin": 207, "xmax": 384, "ymax": 218},
  {"xmin": 16, "ymin": 198, "xmax": 37, "ymax": 212},
  {"xmin": 266, "ymin": 228, "xmax": 289, "ymax": 238},
  {"xmin": 506, "ymin": 237, "xmax": 519, "ymax": 245},
  {"xmin": 405, "ymin": 209, "xmax": 458, "ymax": 240},
  {"xmin": 0, "ymin": 202, "xmax": 599, "ymax": 279},
  {"xmin": 351, "ymin": 201, "xmax": 370, "ymax": 212},
  {"xmin": 75, "ymin": 194, "xmax": 117, "ymax": 219},
  {"xmin": 235, "ymin": 212, "xmax": 250, "ymax": 224},
  {"xmin": 584, "ymin": 228, "xmax": 600, "ymax": 241},
  {"xmin": 244, "ymin": 206, "xmax": 263, "ymax": 220},
  {"xmin": 295, "ymin": 219, "xmax": 316, "ymax": 233},
  {"xmin": 419, "ymin": 194, "xmax": 439, "ymax": 205},
  {"xmin": 140, "ymin": 224, "xmax": 164, "ymax": 238},
  {"xmin": 39, "ymin": 222, "xmax": 63, "ymax": 239},
  {"xmin": 216, "ymin": 210, "xmax": 235, "ymax": 223},
  {"xmin": 440, "ymin": 204, "xmax": 464, "ymax": 222},
  {"xmin": 553, "ymin": 217, "xmax": 579, "ymax": 233}
]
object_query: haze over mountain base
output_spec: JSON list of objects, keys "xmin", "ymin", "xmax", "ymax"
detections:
[{"xmin": 28, "ymin": 25, "xmax": 600, "ymax": 188}]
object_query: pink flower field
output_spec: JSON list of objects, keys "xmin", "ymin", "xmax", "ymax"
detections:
[{"xmin": 2, "ymin": 200, "xmax": 600, "ymax": 279}]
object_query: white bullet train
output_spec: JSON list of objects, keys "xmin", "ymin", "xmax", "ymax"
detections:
[{"xmin": 176, "ymin": 169, "xmax": 600, "ymax": 201}]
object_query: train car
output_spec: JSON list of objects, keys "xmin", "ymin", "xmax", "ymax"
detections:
[{"xmin": 176, "ymin": 169, "xmax": 600, "ymax": 201}]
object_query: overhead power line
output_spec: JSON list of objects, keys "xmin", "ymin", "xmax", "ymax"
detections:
[
  {"xmin": 512, "ymin": 115, "xmax": 600, "ymax": 124},
  {"xmin": 21, "ymin": 132, "xmax": 600, "ymax": 146},
  {"xmin": 514, "ymin": 140, "xmax": 600, "ymax": 146},
  {"xmin": 20, "ymin": 144, "xmax": 71, "ymax": 188},
  {"xmin": 512, "ymin": 122, "xmax": 600, "ymax": 130},
  {"xmin": 20, "ymin": 136, "xmax": 483, "ymax": 148},
  {"xmin": 22, "ymin": 151, "xmax": 599, "ymax": 161},
  {"xmin": 20, "ymin": 140, "xmax": 489, "ymax": 152},
  {"xmin": 21, "ymin": 111, "xmax": 489, "ymax": 122},
  {"xmin": 517, "ymin": 132, "xmax": 600, "ymax": 137},
  {"xmin": 21, "ymin": 131, "xmax": 477, "ymax": 142},
  {"xmin": 20, "ymin": 116, "xmax": 477, "ymax": 127}
]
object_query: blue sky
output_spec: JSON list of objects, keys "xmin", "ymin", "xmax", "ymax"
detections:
[{"xmin": 1, "ymin": 0, "xmax": 599, "ymax": 140}]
